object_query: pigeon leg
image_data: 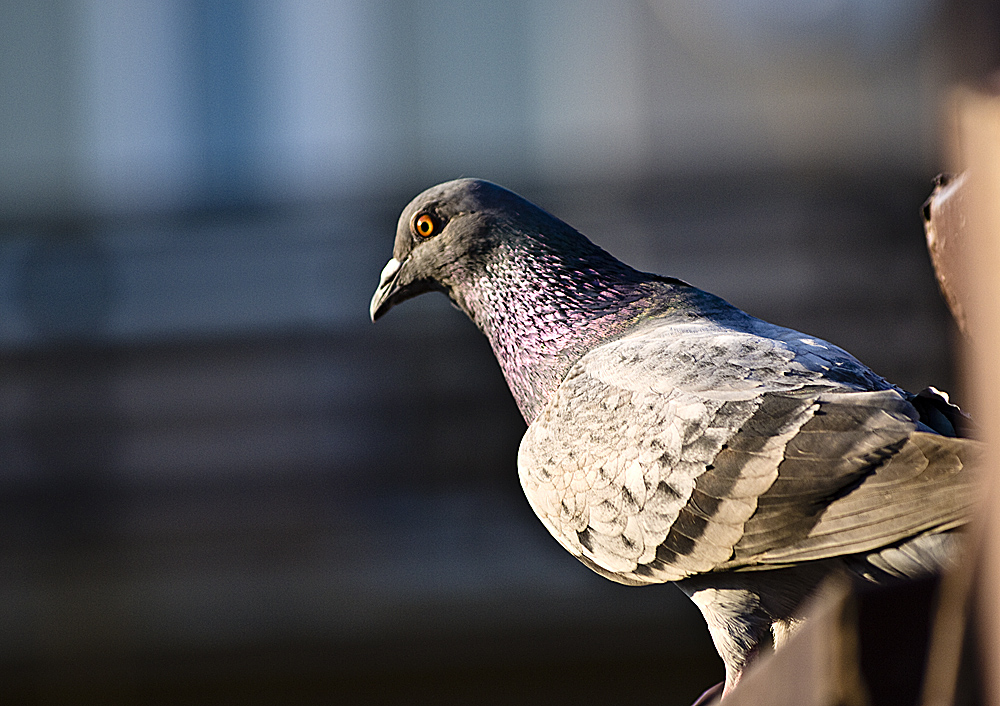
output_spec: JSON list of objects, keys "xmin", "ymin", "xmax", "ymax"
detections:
[{"xmin": 678, "ymin": 583, "xmax": 769, "ymax": 692}]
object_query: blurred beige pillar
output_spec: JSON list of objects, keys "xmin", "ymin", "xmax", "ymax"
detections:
[{"xmin": 953, "ymin": 88, "xmax": 1000, "ymax": 705}]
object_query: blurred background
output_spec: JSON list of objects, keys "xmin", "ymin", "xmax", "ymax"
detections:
[{"xmin": 1, "ymin": 1, "xmax": 995, "ymax": 704}]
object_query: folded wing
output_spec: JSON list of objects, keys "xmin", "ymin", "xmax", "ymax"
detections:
[{"xmin": 517, "ymin": 317, "xmax": 978, "ymax": 584}]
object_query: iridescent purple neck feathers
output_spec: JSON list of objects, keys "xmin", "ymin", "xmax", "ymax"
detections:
[{"xmin": 453, "ymin": 231, "xmax": 681, "ymax": 422}]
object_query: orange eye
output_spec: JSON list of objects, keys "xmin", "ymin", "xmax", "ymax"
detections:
[{"xmin": 414, "ymin": 213, "xmax": 436, "ymax": 237}]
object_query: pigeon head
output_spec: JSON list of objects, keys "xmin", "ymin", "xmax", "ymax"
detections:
[
  {"xmin": 370, "ymin": 179, "xmax": 513, "ymax": 322},
  {"xmin": 369, "ymin": 178, "xmax": 684, "ymax": 420},
  {"xmin": 370, "ymin": 178, "xmax": 610, "ymax": 323}
]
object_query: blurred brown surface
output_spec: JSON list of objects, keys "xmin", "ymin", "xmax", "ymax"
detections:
[
  {"xmin": 723, "ymin": 576, "xmax": 945, "ymax": 706},
  {"xmin": 952, "ymin": 89, "xmax": 1000, "ymax": 706}
]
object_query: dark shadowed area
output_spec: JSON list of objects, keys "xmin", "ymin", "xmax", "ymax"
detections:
[{"xmin": 0, "ymin": 1, "xmax": 979, "ymax": 704}]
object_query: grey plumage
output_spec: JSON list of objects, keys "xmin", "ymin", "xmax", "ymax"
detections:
[{"xmin": 370, "ymin": 178, "xmax": 979, "ymax": 695}]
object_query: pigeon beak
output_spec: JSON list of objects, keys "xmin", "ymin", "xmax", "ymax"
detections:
[{"xmin": 369, "ymin": 257, "xmax": 404, "ymax": 321}]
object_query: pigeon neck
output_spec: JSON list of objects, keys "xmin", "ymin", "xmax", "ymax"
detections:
[{"xmin": 458, "ymin": 240, "xmax": 662, "ymax": 423}]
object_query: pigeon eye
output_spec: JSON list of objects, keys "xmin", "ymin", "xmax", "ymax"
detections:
[{"xmin": 414, "ymin": 213, "xmax": 437, "ymax": 238}]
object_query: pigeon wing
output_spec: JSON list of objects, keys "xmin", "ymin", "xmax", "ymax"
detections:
[{"xmin": 517, "ymin": 318, "xmax": 977, "ymax": 584}]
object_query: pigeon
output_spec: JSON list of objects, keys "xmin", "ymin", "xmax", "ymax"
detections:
[{"xmin": 369, "ymin": 178, "xmax": 978, "ymax": 696}]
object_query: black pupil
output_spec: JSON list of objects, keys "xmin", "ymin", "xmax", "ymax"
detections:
[{"xmin": 419, "ymin": 217, "xmax": 432, "ymax": 234}]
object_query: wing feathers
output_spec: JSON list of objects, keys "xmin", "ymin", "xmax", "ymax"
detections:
[
  {"xmin": 753, "ymin": 433, "xmax": 977, "ymax": 565},
  {"xmin": 518, "ymin": 321, "xmax": 978, "ymax": 584}
]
